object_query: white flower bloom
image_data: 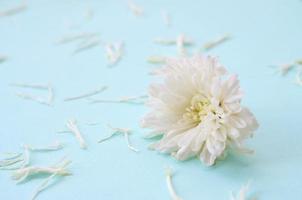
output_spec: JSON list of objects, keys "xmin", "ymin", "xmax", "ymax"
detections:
[{"xmin": 141, "ymin": 55, "xmax": 258, "ymax": 166}]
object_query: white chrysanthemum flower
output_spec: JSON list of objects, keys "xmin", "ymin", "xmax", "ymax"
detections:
[{"xmin": 141, "ymin": 55, "xmax": 258, "ymax": 166}]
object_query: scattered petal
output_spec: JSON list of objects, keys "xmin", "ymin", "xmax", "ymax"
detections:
[
  {"xmin": 105, "ymin": 41, "xmax": 124, "ymax": 66},
  {"xmin": 64, "ymin": 119, "xmax": 87, "ymax": 149},
  {"xmin": 165, "ymin": 167, "xmax": 183, "ymax": 200},
  {"xmin": 295, "ymin": 66, "xmax": 302, "ymax": 86},
  {"xmin": 161, "ymin": 10, "xmax": 172, "ymax": 27},
  {"xmin": 11, "ymin": 83, "xmax": 54, "ymax": 106},
  {"xmin": 154, "ymin": 35, "xmax": 193, "ymax": 46},
  {"xmin": 64, "ymin": 85, "xmax": 108, "ymax": 101},
  {"xmin": 56, "ymin": 32, "xmax": 100, "ymax": 44},
  {"xmin": 73, "ymin": 36, "xmax": 101, "ymax": 54},
  {"xmin": 0, "ymin": 2, "xmax": 27, "ymax": 17},
  {"xmin": 98, "ymin": 124, "xmax": 139, "ymax": 153},
  {"xmin": 90, "ymin": 94, "xmax": 147, "ymax": 105},
  {"xmin": 24, "ymin": 141, "xmax": 64, "ymax": 152},
  {"xmin": 127, "ymin": 0, "xmax": 144, "ymax": 16},
  {"xmin": 201, "ymin": 34, "xmax": 231, "ymax": 51},
  {"xmin": 147, "ymin": 55, "xmax": 167, "ymax": 64},
  {"xmin": 231, "ymin": 182, "xmax": 251, "ymax": 200}
]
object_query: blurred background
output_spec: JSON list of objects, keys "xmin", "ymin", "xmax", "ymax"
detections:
[{"xmin": 0, "ymin": 0, "xmax": 302, "ymax": 199}]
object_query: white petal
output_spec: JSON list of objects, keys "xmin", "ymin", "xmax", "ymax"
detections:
[
  {"xmin": 228, "ymin": 127, "xmax": 240, "ymax": 138},
  {"xmin": 199, "ymin": 147, "xmax": 216, "ymax": 166},
  {"xmin": 206, "ymin": 136, "xmax": 226, "ymax": 156},
  {"xmin": 191, "ymin": 130, "xmax": 207, "ymax": 152},
  {"xmin": 212, "ymin": 128, "xmax": 227, "ymax": 142},
  {"xmin": 174, "ymin": 146, "xmax": 196, "ymax": 160},
  {"xmin": 229, "ymin": 115, "xmax": 247, "ymax": 129}
]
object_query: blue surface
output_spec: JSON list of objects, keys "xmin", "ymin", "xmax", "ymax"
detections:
[{"xmin": 1, "ymin": 0, "xmax": 302, "ymax": 199}]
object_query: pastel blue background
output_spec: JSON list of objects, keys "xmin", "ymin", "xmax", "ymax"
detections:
[{"xmin": 1, "ymin": 0, "xmax": 302, "ymax": 199}]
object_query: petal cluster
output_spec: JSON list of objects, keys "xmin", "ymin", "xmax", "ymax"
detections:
[{"xmin": 141, "ymin": 55, "xmax": 258, "ymax": 166}]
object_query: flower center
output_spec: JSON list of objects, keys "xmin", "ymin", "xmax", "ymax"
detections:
[{"xmin": 183, "ymin": 94, "xmax": 210, "ymax": 124}]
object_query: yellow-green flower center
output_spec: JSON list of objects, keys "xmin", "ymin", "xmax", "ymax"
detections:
[{"xmin": 183, "ymin": 94, "xmax": 211, "ymax": 124}]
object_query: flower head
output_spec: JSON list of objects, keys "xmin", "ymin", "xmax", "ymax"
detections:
[{"xmin": 141, "ymin": 55, "xmax": 258, "ymax": 166}]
